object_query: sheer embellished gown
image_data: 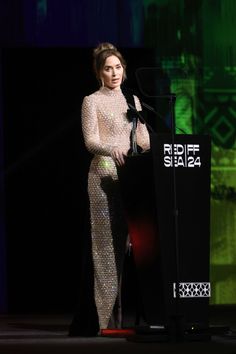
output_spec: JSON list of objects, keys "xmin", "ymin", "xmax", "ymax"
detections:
[{"xmin": 81, "ymin": 86, "xmax": 150, "ymax": 329}]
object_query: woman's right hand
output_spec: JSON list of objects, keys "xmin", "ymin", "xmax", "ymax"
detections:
[{"xmin": 111, "ymin": 147, "xmax": 128, "ymax": 166}]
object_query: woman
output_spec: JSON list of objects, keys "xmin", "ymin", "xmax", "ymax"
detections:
[{"xmin": 73, "ymin": 43, "xmax": 150, "ymax": 334}]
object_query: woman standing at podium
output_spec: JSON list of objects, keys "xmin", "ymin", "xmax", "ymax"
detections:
[{"xmin": 70, "ymin": 43, "xmax": 150, "ymax": 335}]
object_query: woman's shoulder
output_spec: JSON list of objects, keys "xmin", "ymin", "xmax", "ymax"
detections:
[
  {"xmin": 133, "ymin": 95, "xmax": 142, "ymax": 110},
  {"xmin": 85, "ymin": 88, "xmax": 101, "ymax": 98},
  {"xmin": 82, "ymin": 89, "xmax": 101, "ymax": 103}
]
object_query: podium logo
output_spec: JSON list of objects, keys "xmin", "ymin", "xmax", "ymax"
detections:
[{"xmin": 164, "ymin": 144, "xmax": 201, "ymax": 168}]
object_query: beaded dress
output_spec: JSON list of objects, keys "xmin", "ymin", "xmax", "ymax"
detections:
[{"xmin": 81, "ymin": 86, "xmax": 150, "ymax": 329}]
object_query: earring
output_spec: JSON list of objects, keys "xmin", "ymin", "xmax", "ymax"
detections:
[{"xmin": 100, "ymin": 78, "xmax": 104, "ymax": 87}]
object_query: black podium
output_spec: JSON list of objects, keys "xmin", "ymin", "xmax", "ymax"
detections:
[{"xmin": 117, "ymin": 133, "xmax": 211, "ymax": 341}]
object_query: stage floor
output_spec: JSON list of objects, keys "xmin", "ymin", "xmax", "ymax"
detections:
[{"xmin": 0, "ymin": 306, "xmax": 236, "ymax": 354}]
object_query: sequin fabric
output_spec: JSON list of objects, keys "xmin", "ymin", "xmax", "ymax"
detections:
[{"xmin": 81, "ymin": 86, "xmax": 150, "ymax": 329}]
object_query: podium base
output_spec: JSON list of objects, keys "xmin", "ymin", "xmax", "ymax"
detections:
[
  {"xmin": 100, "ymin": 324, "xmax": 231, "ymax": 342},
  {"xmin": 126, "ymin": 324, "xmax": 231, "ymax": 343}
]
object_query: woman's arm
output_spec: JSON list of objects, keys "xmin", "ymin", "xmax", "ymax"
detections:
[
  {"xmin": 81, "ymin": 95, "xmax": 115, "ymax": 156},
  {"xmin": 134, "ymin": 96, "xmax": 150, "ymax": 151}
]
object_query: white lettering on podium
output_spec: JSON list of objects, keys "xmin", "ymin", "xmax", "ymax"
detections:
[{"xmin": 163, "ymin": 144, "xmax": 201, "ymax": 168}]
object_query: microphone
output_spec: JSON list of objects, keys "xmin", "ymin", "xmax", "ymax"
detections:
[
  {"xmin": 141, "ymin": 102, "xmax": 156, "ymax": 113},
  {"xmin": 127, "ymin": 103, "xmax": 145, "ymax": 124},
  {"xmin": 127, "ymin": 103, "xmax": 155, "ymax": 134}
]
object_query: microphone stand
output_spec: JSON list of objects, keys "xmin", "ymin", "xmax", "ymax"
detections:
[
  {"xmin": 127, "ymin": 103, "xmax": 155, "ymax": 135},
  {"xmin": 168, "ymin": 93, "xmax": 184, "ymax": 340},
  {"xmin": 131, "ymin": 116, "xmax": 138, "ymax": 155},
  {"xmin": 129, "ymin": 94, "xmax": 185, "ymax": 341},
  {"xmin": 127, "ymin": 103, "xmax": 155, "ymax": 158}
]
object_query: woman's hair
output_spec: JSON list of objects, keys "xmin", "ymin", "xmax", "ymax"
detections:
[{"xmin": 93, "ymin": 42, "xmax": 127, "ymax": 84}]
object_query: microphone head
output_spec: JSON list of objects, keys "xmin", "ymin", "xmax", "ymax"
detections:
[{"xmin": 127, "ymin": 103, "xmax": 136, "ymax": 111}]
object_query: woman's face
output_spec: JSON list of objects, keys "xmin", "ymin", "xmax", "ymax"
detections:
[{"xmin": 100, "ymin": 55, "xmax": 124, "ymax": 90}]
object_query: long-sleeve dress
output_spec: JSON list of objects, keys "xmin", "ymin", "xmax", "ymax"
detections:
[{"xmin": 81, "ymin": 86, "xmax": 150, "ymax": 329}]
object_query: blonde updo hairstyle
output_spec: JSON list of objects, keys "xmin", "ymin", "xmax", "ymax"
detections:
[{"xmin": 93, "ymin": 42, "xmax": 127, "ymax": 85}]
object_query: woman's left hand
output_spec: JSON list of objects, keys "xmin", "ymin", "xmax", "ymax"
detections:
[{"xmin": 111, "ymin": 147, "xmax": 128, "ymax": 166}]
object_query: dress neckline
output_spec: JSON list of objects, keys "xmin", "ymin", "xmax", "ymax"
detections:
[{"xmin": 100, "ymin": 86, "xmax": 122, "ymax": 96}]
